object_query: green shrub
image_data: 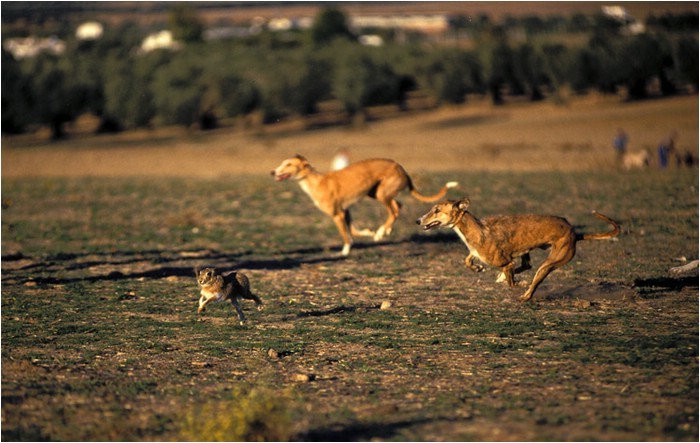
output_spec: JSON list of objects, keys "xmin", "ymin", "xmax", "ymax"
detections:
[{"xmin": 179, "ymin": 387, "xmax": 297, "ymax": 441}]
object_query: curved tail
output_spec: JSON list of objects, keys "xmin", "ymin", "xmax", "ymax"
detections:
[
  {"xmin": 577, "ymin": 211, "xmax": 620, "ymax": 241},
  {"xmin": 409, "ymin": 179, "xmax": 459, "ymax": 203}
]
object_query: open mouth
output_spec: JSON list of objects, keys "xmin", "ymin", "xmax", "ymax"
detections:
[
  {"xmin": 423, "ymin": 221, "xmax": 442, "ymax": 230},
  {"xmin": 274, "ymin": 173, "xmax": 291, "ymax": 181}
]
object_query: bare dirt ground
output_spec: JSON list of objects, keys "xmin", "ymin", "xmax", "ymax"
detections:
[{"xmin": 2, "ymin": 95, "xmax": 698, "ymax": 441}]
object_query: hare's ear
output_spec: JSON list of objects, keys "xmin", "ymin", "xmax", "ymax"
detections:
[
  {"xmin": 457, "ymin": 198, "xmax": 471, "ymax": 212},
  {"xmin": 194, "ymin": 266, "xmax": 201, "ymax": 276}
]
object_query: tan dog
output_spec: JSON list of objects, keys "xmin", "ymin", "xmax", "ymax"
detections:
[
  {"xmin": 621, "ymin": 150, "xmax": 650, "ymax": 170},
  {"xmin": 196, "ymin": 267, "xmax": 263, "ymax": 325},
  {"xmin": 417, "ymin": 199, "xmax": 620, "ymax": 301},
  {"xmin": 272, "ymin": 155, "xmax": 457, "ymax": 255}
]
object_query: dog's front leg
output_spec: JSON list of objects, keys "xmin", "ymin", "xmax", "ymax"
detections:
[
  {"xmin": 498, "ymin": 262, "xmax": 517, "ymax": 287},
  {"xmin": 464, "ymin": 253, "xmax": 484, "ymax": 272},
  {"xmin": 333, "ymin": 213, "xmax": 353, "ymax": 256},
  {"xmin": 198, "ymin": 295, "xmax": 210, "ymax": 313}
]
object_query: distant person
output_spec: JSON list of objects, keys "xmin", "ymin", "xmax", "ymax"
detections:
[
  {"xmin": 613, "ymin": 128, "xmax": 629, "ymax": 166},
  {"xmin": 657, "ymin": 131, "xmax": 677, "ymax": 168},
  {"xmin": 331, "ymin": 148, "xmax": 351, "ymax": 171},
  {"xmin": 613, "ymin": 128, "xmax": 628, "ymax": 166}
]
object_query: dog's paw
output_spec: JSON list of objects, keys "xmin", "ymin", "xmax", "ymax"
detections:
[
  {"xmin": 355, "ymin": 228, "xmax": 375, "ymax": 237},
  {"xmin": 373, "ymin": 226, "xmax": 387, "ymax": 242},
  {"xmin": 197, "ymin": 307, "xmax": 206, "ymax": 314},
  {"xmin": 519, "ymin": 293, "xmax": 534, "ymax": 302}
]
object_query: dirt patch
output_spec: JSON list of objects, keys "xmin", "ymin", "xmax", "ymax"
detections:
[{"xmin": 1, "ymin": 98, "xmax": 698, "ymax": 441}]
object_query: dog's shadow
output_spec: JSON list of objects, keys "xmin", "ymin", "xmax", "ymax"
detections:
[
  {"xmin": 4, "ymin": 231, "xmax": 460, "ymax": 287},
  {"xmin": 3, "ymin": 246, "xmax": 347, "ymax": 286}
]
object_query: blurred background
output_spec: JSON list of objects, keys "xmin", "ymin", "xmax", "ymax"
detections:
[{"xmin": 1, "ymin": 1, "xmax": 698, "ymax": 175}]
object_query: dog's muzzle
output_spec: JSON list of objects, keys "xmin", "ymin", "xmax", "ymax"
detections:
[
  {"xmin": 416, "ymin": 218, "xmax": 441, "ymax": 230},
  {"xmin": 271, "ymin": 171, "xmax": 291, "ymax": 181}
]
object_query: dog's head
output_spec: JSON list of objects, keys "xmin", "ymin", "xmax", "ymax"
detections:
[
  {"xmin": 417, "ymin": 198, "xmax": 471, "ymax": 230},
  {"xmin": 271, "ymin": 155, "xmax": 311, "ymax": 181},
  {"xmin": 195, "ymin": 267, "xmax": 218, "ymax": 287}
]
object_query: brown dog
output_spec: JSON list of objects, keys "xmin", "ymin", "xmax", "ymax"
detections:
[
  {"xmin": 272, "ymin": 155, "xmax": 457, "ymax": 255},
  {"xmin": 196, "ymin": 267, "xmax": 263, "ymax": 325},
  {"xmin": 417, "ymin": 198, "xmax": 620, "ymax": 301}
]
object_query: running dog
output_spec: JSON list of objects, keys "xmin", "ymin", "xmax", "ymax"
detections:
[
  {"xmin": 272, "ymin": 155, "xmax": 457, "ymax": 255},
  {"xmin": 196, "ymin": 267, "xmax": 263, "ymax": 324},
  {"xmin": 417, "ymin": 198, "xmax": 620, "ymax": 301}
]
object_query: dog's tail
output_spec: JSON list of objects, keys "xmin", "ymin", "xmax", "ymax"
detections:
[
  {"xmin": 577, "ymin": 211, "xmax": 620, "ymax": 241},
  {"xmin": 408, "ymin": 179, "xmax": 459, "ymax": 203}
]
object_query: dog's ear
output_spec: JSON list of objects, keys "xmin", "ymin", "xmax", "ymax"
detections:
[
  {"xmin": 457, "ymin": 198, "xmax": 471, "ymax": 212},
  {"xmin": 294, "ymin": 154, "xmax": 308, "ymax": 163}
]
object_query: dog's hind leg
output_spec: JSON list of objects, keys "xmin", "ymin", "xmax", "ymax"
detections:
[
  {"xmin": 230, "ymin": 297, "xmax": 246, "ymax": 325},
  {"xmin": 346, "ymin": 210, "xmax": 375, "ymax": 237},
  {"xmin": 515, "ymin": 254, "xmax": 532, "ymax": 273},
  {"xmin": 520, "ymin": 243, "xmax": 575, "ymax": 302},
  {"xmin": 247, "ymin": 291, "xmax": 264, "ymax": 311},
  {"xmin": 374, "ymin": 197, "xmax": 400, "ymax": 241}
]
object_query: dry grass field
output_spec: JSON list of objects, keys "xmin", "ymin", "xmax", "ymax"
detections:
[
  {"xmin": 3, "ymin": 94, "xmax": 698, "ymax": 177},
  {"xmin": 2, "ymin": 95, "xmax": 698, "ymax": 441}
]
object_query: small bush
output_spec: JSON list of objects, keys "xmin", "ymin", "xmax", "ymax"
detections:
[{"xmin": 179, "ymin": 387, "xmax": 297, "ymax": 442}]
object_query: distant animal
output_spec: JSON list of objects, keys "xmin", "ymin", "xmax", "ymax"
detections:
[
  {"xmin": 417, "ymin": 198, "xmax": 620, "ymax": 301},
  {"xmin": 621, "ymin": 150, "xmax": 650, "ymax": 170},
  {"xmin": 331, "ymin": 148, "xmax": 351, "ymax": 171},
  {"xmin": 271, "ymin": 155, "xmax": 458, "ymax": 256},
  {"xmin": 195, "ymin": 267, "xmax": 263, "ymax": 324}
]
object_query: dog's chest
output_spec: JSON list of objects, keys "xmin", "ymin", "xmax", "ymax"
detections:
[
  {"xmin": 298, "ymin": 180, "xmax": 324, "ymax": 209},
  {"xmin": 453, "ymin": 227, "xmax": 483, "ymax": 261},
  {"xmin": 200, "ymin": 286, "xmax": 227, "ymax": 302}
]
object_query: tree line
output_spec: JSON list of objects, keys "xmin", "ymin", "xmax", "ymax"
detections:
[{"xmin": 2, "ymin": 6, "xmax": 697, "ymax": 139}]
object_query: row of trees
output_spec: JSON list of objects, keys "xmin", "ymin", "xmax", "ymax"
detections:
[{"xmin": 2, "ymin": 7, "xmax": 698, "ymax": 139}]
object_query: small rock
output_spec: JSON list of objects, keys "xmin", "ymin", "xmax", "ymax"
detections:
[
  {"xmin": 267, "ymin": 348, "xmax": 279, "ymax": 359},
  {"xmin": 380, "ymin": 301, "xmax": 392, "ymax": 310},
  {"xmin": 574, "ymin": 300, "xmax": 592, "ymax": 309},
  {"xmin": 191, "ymin": 361, "xmax": 212, "ymax": 368},
  {"xmin": 292, "ymin": 373, "xmax": 316, "ymax": 382}
]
